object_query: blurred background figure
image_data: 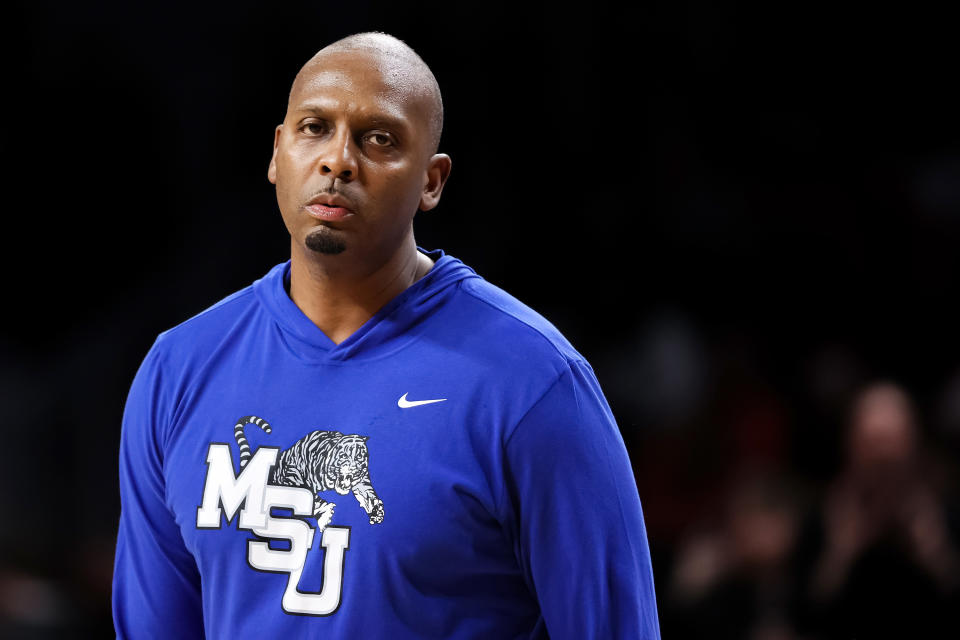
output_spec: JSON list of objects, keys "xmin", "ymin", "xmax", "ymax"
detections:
[
  {"xmin": 667, "ymin": 470, "xmax": 806, "ymax": 640},
  {"xmin": 804, "ymin": 382, "xmax": 960, "ymax": 638}
]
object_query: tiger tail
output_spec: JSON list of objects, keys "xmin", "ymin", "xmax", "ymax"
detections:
[{"xmin": 233, "ymin": 415, "xmax": 272, "ymax": 468}]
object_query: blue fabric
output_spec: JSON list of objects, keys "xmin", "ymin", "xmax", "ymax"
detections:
[{"xmin": 113, "ymin": 247, "xmax": 661, "ymax": 639}]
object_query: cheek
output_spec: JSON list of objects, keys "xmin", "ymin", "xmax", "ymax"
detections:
[
  {"xmin": 273, "ymin": 159, "xmax": 317, "ymax": 234},
  {"xmin": 274, "ymin": 156, "xmax": 300, "ymax": 202},
  {"xmin": 275, "ymin": 147, "xmax": 316, "ymax": 198},
  {"xmin": 367, "ymin": 163, "xmax": 424, "ymax": 204}
]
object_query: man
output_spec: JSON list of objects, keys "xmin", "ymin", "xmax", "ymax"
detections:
[{"xmin": 112, "ymin": 31, "xmax": 660, "ymax": 639}]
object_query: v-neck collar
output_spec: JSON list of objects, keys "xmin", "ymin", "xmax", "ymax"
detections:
[{"xmin": 254, "ymin": 247, "xmax": 478, "ymax": 364}]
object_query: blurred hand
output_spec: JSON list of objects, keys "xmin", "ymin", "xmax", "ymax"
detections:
[
  {"xmin": 823, "ymin": 483, "xmax": 874, "ymax": 563},
  {"xmin": 669, "ymin": 533, "xmax": 729, "ymax": 603},
  {"xmin": 900, "ymin": 488, "xmax": 959, "ymax": 590},
  {"xmin": 811, "ymin": 481, "xmax": 874, "ymax": 599}
]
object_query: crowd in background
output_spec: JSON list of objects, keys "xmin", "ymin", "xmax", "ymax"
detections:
[{"xmin": 603, "ymin": 323, "xmax": 960, "ymax": 639}]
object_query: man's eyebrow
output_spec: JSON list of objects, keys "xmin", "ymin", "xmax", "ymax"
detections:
[
  {"xmin": 294, "ymin": 103, "xmax": 408, "ymax": 129},
  {"xmin": 295, "ymin": 103, "xmax": 331, "ymax": 115}
]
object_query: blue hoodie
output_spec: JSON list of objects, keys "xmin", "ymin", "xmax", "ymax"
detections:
[{"xmin": 112, "ymin": 247, "xmax": 661, "ymax": 639}]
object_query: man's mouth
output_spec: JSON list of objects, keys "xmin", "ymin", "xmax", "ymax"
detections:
[
  {"xmin": 304, "ymin": 191, "xmax": 355, "ymax": 221},
  {"xmin": 305, "ymin": 203, "xmax": 353, "ymax": 221}
]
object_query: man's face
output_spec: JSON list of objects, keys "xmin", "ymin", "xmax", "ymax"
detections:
[{"xmin": 268, "ymin": 49, "xmax": 438, "ymax": 261}]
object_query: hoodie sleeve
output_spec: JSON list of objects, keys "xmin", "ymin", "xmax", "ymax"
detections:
[
  {"xmin": 503, "ymin": 359, "xmax": 661, "ymax": 639},
  {"xmin": 112, "ymin": 340, "xmax": 205, "ymax": 639}
]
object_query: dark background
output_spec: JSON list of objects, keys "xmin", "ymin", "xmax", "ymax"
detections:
[{"xmin": 3, "ymin": 1, "xmax": 960, "ymax": 637}]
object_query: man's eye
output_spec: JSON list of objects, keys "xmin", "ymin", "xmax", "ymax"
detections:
[
  {"xmin": 302, "ymin": 123, "xmax": 326, "ymax": 135},
  {"xmin": 366, "ymin": 133, "xmax": 392, "ymax": 146}
]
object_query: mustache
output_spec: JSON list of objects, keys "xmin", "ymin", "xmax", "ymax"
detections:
[
  {"xmin": 305, "ymin": 183, "xmax": 353, "ymax": 202},
  {"xmin": 303, "ymin": 183, "xmax": 359, "ymax": 212}
]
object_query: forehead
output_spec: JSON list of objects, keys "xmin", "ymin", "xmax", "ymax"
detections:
[{"xmin": 289, "ymin": 50, "xmax": 429, "ymax": 124}]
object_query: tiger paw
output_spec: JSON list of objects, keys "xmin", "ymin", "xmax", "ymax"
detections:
[
  {"xmin": 315, "ymin": 502, "xmax": 335, "ymax": 531},
  {"xmin": 369, "ymin": 500, "xmax": 384, "ymax": 524}
]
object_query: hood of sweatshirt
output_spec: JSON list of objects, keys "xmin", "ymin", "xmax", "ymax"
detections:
[{"xmin": 253, "ymin": 247, "xmax": 480, "ymax": 363}]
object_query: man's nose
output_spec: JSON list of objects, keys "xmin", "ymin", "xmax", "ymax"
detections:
[{"xmin": 318, "ymin": 128, "xmax": 358, "ymax": 181}]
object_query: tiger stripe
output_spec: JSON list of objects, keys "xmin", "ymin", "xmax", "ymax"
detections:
[{"xmin": 233, "ymin": 415, "xmax": 273, "ymax": 468}]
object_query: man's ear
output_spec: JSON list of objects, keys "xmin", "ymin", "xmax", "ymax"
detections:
[
  {"xmin": 267, "ymin": 124, "xmax": 283, "ymax": 184},
  {"xmin": 419, "ymin": 153, "xmax": 452, "ymax": 212}
]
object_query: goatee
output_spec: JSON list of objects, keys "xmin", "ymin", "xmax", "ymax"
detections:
[{"xmin": 305, "ymin": 227, "xmax": 347, "ymax": 255}]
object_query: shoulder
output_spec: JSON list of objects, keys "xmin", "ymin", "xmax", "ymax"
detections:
[
  {"xmin": 447, "ymin": 275, "xmax": 587, "ymax": 374},
  {"xmin": 150, "ymin": 276, "xmax": 264, "ymax": 365},
  {"xmin": 122, "ymin": 274, "xmax": 273, "ymax": 448}
]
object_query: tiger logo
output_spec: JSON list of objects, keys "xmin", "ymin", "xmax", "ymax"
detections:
[{"xmin": 233, "ymin": 415, "xmax": 385, "ymax": 531}]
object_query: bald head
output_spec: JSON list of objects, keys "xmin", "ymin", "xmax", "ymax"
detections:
[{"xmin": 288, "ymin": 32, "xmax": 444, "ymax": 155}]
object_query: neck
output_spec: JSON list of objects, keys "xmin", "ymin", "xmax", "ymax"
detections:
[{"xmin": 287, "ymin": 233, "xmax": 434, "ymax": 345}]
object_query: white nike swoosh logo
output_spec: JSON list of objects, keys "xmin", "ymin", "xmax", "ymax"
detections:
[{"xmin": 398, "ymin": 393, "xmax": 447, "ymax": 408}]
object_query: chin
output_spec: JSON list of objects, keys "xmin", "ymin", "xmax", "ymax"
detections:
[{"xmin": 305, "ymin": 227, "xmax": 347, "ymax": 255}]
